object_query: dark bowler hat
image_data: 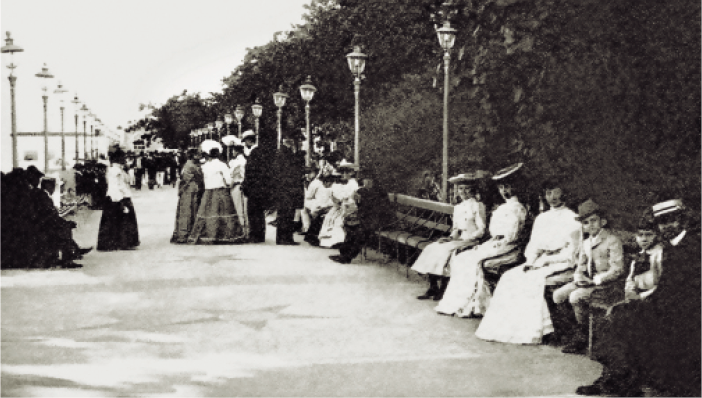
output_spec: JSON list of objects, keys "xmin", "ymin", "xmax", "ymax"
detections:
[
  {"xmin": 576, "ymin": 199, "xmax": 603, "ymax": 221},
  {"xmin": 26, "ymin": 165, "xmax": 44, "ymax": 179}
]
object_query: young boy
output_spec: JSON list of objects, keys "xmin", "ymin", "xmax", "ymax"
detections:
[
  {"xmin": 623, "ymin": 213, "xmax": 663, "ymax": 302},
  {"xmin": 553, "ymin": 199, "xmax": 624, "ymax": 354}
]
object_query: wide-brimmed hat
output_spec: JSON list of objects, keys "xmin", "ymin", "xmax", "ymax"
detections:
[
  {"xmin": 449, "ymin": 170, "xmax": 491, "ymax": 184},
  {"xmin": 576, "ymin": 199, "xmax": 603, "ymax": 221},
  {"xmin": 337, "ymin": 159, "xmax": 358, "ymax": 171},
  {"xmin": 241, "ymin": 130, "xmax": 256, "ymax": 140},
  {"xmin": 652, "ymin": 199, "xmax": 684, "ymax": 218},
  {"xmin": 492, "ymin": 162, "xmax": 523, "ymax": 182},
  {"xmin": 25, "ymin": 165, "xmax": 44, "ymax": 179}
]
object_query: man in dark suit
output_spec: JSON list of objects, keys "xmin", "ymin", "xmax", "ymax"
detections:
[
  {"xmin": 577, "ymin": 199, "xmax": 700, "ymax": 397},
  {"xmin": 242, "ymin": 134, "xmax": 275, "ymax": 243},
  {"xmin": 273, "ymin": 137, "xmax": 304, "ymax": 245}
]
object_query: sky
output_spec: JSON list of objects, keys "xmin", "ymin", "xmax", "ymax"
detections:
[{"xmin": 0, "ymin": 0, "xmax": 311, "ymax": 171}]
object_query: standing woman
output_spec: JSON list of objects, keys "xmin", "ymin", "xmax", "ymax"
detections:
[
  {"xmin": 229, "ymin": 139, "xmax": 248, "ymax": 239},
  {"xmin": 411, "ymin": 175, "xmax": 487, "ymax": 301},
  {"xmin": 97, "ymin": 148, "xmax": 140, "ymax": 251},
  {"xmin": 188, "ymin": 147, "xmax": 245, "ymax": 244},
  {"xmin": 171, "ymin": 149, "xmax": 204, "ymax": 244}
]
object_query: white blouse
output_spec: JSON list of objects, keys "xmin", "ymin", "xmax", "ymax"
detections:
[
  {"xmin": 331, "ymin": 178, "xmax": 359, "ymax": 203},
  {"xmin": 202, "ymin": 159, "xmax": 232, "ymax": 189},
  {"xmin": 452, "ymin": 198, "xmax": 487, "ymax": 241},
  {"xmin": 488, "ymin": 196, "xmax": 527, "ymax": 244},
  {"xmin": 228, "ymin": 154, "xmax": 246, "ymax": 184},
  {"xmin": 105, "ymin": 165, "xmax": 132, "ymax": 202},
  {"xmin": 524, "ymin": 206, "xmax": 581, "ymax": 265}
]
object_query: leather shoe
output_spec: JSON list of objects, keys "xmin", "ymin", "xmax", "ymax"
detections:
[
  {"xmin": 576, "ymin": 384, "xmax": 603, "ymax": 396},
  {"xmin": 277, "ymin": 241, "xmax": 299, "ymax": 246},
  {"xmin": 78, "ymin": 246, "xmax": 93, "ymax": 256},
  {"xmin": 59, "ymin": 261, "xmax": 83, "ymax": 269},
  {"xmin": 329, "ymin": 255, "xmax": 351, "ymax": 264},
  {"xmin": 562, "ymin": 340, "xmax": 588, "ymax": 355},
  {"xmin": 417, "ymin": 288, "xmax": 438, "ymax": 300}
]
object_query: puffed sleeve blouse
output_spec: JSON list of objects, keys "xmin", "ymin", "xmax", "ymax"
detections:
[
  {"xmin": 105, "ymin": 164, "xmax": 132, "ymax": 202},
  {"xmin": 453, "ymin": 197, "xmax": 487, "ymax": 241},
  {"xmin": 488, "ymin": 196, "xmax": 527, "ymax": 244}
]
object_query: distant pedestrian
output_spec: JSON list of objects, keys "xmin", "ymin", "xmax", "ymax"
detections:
[
  {"xmin": 171, "ymin": 149, "xmax": 204, "ymax": 244},
  {"xmin": 97, "ymin": 148, "xmax": 140, "ymax": 251}
]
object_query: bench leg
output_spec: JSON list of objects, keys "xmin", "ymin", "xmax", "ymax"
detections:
[{"xmin": 588, "ymin": 313, "xmax": 594, "ymax": 358}]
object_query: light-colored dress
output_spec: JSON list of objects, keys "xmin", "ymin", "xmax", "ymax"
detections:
[
  {"xmin": 411, "ymin": 198, "xmax": 487, "ymax": 276},
  {"xmin": 435, "ymin": 196, "xmax": 527, "ymax": 317},
  {"xmin": 475, "ymin": 206, "xmax": 580, "ymax": 344},
  {"xmin": 318, "ymin": 179, "xmax": 359, "ymax": 247},
  {"xmin": 229, "ymin": 154, "xmax": 248, "ymax": 237}
]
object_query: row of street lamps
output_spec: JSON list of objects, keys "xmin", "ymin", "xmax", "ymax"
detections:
[{"xmin": 2, "ymin": 31, "xmax": 110, "ymax": 172}]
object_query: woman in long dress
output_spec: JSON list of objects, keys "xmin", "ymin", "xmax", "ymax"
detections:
[
  {"xmin": 228, "ymin": 142, "xmax": 248, "ymax": 239},
  {"xmin": 97, "ymin": 148, "xmax": 140, "ymax": 251},
  {"xmin": 435, "ymin": 164, "xmax": 527, "ymax": 317},
  {"xmin": 411, "ymin": 177, "xmax": 487, "ymax": 300},
  {"xmin": 318, "ymin": 163, "xmax": 359, "ymax": 248},
  {"xmin": 171, "ymin": 149, "xmax": 204, "ymax": 244},
  {"xmin": 188, "ymin": 148, "xmax": 246, "ymax": 244},
  {"xmin": 475, "ymin": 180, "xmax": 581, "ymax": 344}
]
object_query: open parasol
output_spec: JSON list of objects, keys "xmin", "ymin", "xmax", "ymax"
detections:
[
  {"xmin": 221, "ymin": 135, "xmax": 241, "ymax": 147},
  {"xmin": 200, "ymin": 139, "xmax": 222, "ymax": 154}
]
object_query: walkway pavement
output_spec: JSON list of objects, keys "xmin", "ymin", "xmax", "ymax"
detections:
[{"xmin": 1, "ymin": 186, "xmax": 601, "ymax": 397}]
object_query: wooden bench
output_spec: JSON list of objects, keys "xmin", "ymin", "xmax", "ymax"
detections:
[{"xmin": 376, "ymin": 194, "xmax": 454, "ymax": 277}]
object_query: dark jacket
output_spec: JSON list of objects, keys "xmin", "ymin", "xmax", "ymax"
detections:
[
  {"xmin": 273, "ymin": 146, "xmax": 304, "ymax": 209},
  {"xmin": 242, "ymin": 146, "xmax": 274, "ymax": 207},
  {"xmin": 355, "ymin": 185, "xmax": 394, "ymax": 232}
]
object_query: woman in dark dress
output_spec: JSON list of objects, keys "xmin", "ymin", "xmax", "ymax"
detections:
[
  {"xmin": 171, "ymin": 149, "xmax": 204, "ymax": 243},
  {"xmin": 97, "ymin": 148, "xmax": 140, "ymax": 251}
]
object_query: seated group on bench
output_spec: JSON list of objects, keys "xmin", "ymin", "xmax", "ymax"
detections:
[{"xmin": 405, "ymin": 163, "xmax": 698, "ymax": 397}]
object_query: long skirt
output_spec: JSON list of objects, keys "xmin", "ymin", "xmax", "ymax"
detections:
[
  {"xmin": 475, "ymin": 264, "xmax": 559, "ymax": 344},
  {"xmin": 171, "ymin": 189, "xmax": 202, "ymax": 244},
  {"xmin": 318, "ymin": 206, "xmax": 346, "ymax": 248},
  {"xmin": 97, "ymin": 198, "xmax": 140, "ymax": 251},
  {"xmin": 411, "ymin": 240, "xmax": 477, "ymax": 276},
  {"xmin": 188, "ymin": 188, "xmax": 245, "ymax": 244},
  {"xmin": 230, "ymin": 185, "xmax": 249, "ymax": 238},
  {"xmin": 434, "ymin": 240, "xmax": 514, "ymax": 317}
]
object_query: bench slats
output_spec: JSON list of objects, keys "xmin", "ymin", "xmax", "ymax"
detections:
[
  {"xmin": 390, "ymin": 193, "xmax": 454, "ymax": 214},
  {"xmin": 397, "ymin": 212, "xmax": 452, "ymax": 233}
]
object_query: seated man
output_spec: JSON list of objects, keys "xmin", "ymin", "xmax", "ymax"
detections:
[
  {"xmin": 475, "ymin": 177, "xmax": 581, "ymax": 344},
  {"xmin": 32, "ymin": 176, "xmax": 92, "ymax": 269},
  {"xmin": 577, "ymin": 199, "xmax": 700, "ymax": 397},
  {"xmin": 303, "ymin": 175, "xmax": 335, "ymax": 246},
  {"xmin": 330, "ymin": 173, "xmax": 393, "ymax": 264},
  {"xmin": 553, "ymin": 199, "xmax": 624, "ymax": 355}
]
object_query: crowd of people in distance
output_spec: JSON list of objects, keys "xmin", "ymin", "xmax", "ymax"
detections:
[
  {"xmin": 409, "ymin": 163, "xmax": 699, "ymax": 397},
  {"xmin": 1, "ymin": 166, "xmax": 93, "ymax": 269}
]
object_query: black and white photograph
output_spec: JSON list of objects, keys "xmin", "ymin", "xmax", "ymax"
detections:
[{"xmin": 1, "ymin": 0, "xmax": 700, "ymax": 396}]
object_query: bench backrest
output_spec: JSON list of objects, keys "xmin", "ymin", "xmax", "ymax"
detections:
[{"xmin": 387, "ymin": 193, "xmax": 454, "ymax": 233}]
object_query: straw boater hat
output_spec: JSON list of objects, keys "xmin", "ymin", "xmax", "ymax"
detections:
[
  {"xmin": 652, "ymin": 199, "xmax": 685, "ymax": 218},
  {"xmin": 492, "ymin": 162, "xmax": 523, "ymax": 182},
  {"xmin": 449, "ymin": 170, "xmax": 492, "ymax": 184},
  {"xmin": 337, "ymin": 159, "xmax": 359, "ymax": 171},
  {"xmin": 241, "ymin": 130, "xmax": 256, "ymax": 141}
]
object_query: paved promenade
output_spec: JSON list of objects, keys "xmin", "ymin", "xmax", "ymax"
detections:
[{"xmin": 2, "ymin": 186, "xmax": 600, "ymax": 397}]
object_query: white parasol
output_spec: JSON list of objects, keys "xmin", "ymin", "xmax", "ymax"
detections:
[{"xmin": 221, "ymin": 135, "xmax": 241, "ymax": 147}]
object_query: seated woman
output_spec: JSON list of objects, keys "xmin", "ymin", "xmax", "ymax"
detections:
[
  {"xmin": 318, "ymin": 161, "xmax": 359, "ymax": 248},
  {"xmin": 475, "ymin": 178, "xmax": 580, "ymax": 344},
  {"xmin": 411, "ymin": 175, "xmax": 487, "ymax": 301},
  {"xmin": 435, "ymin": 163, "xmax": 528, "ymax": 317}
]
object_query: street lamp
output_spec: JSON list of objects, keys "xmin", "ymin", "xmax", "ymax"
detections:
[
  {"xmin": 273, "ymin": 86, "xmax": 288, "ymax": 149},
  {"xmin": 80, "ymin": 104, "xmax": 89, "ymax": 160},
  {"xmin": 88, "ymin": 111, "xmax": 96, "ymax": 160},
  {"xmin": 35, "ymin": 63, "xmax": 54, "ymax": 172},
  {"xmin": 54, "ymin": 82, "xmax": 68, "ymax": 170},
  {"xmin": 224, "ymin": 112, "xmax": 233, "ymax": 137},
  {"xmin": 346, "ymin": 45, "xmax": 367, "ymax": 170},
  {"xmin": 436, "ymin": 14, "xmax": 457, "ymax": 203},
  {"xmin": 234, "ymin": 105, "xmax": 245, "ymax": 138},
  {"xmin": 71, "ymin": 94, "xmax": 81, "ymax": 163},
  {"xmin": 215, "ymin": 118, "xmax": 224, "ymax": 141},
  {"xmin": 2, "ymin": 31, "xmax": 23, "ymax": 168},
  {"xmin": 299, "ymin": 75, "xmax": 317, "ymax": 167},
  {"xmin": 251, "ymin": 99, "xmax": 262, "ymax": 145},
  {"xmin": 206, "ymin": 122, "xmax": 214, "ymax": 139}
]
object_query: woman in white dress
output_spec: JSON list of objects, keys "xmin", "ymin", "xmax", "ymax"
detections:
[
  {"xmin": 228, "ymin": 141, "xmax": 248, "ymax": 239},
  {"xmin": 318, "ymin": 162, "xmax": 359, "ymax": 248},
  {"xmin": 435, "ymin": 163, "xmax": 528, "ymax": 317},
  {"xmin": 475, "ymin": 179, "xmax": 581, "ymax": 344},
  {"xmin": 411, "ymin": 175, "xmax": 487, "ymax": 301}
]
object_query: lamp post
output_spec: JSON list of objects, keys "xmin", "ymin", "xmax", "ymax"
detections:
[
  {"xmin": 251, "ymin": 99, "xmax": 262, "ymax": 145},
  {"xmin": 80, "ymin": 104, "xmax": 89, "ymax": 160},
  {"xmin": 436, "ymin": 15, "xmax": 457, "ymax": 203},
  {"xmin": 224, "ymin": 113, "xmax": 233, "ymax": 138},
  {"xmin": 35, "ymin": 63, "xmax": 54, "ymax": 172},
  {"xmin": 88, "ymin": 112, "xmax": 96, "ymax": 160},
  {"xmin": 346, "ymin": 45, "xmax": 367, "ymax": 169},
  {"xmin": 234, "ymin": 105, "xmax": 245, "ymax": 138},
  {"xmin": 54, "ymin": 82, "xmax": 68, "ymax": 170},
  {"xmin": 215, "ymin": 118, "xmax": 224, "ymax": 141},
  {"xmin": 2, "ymin": 31, "xmax": 23, "ymax": 168},
  {"xmin": 206, "ymin": 123, "xmax": 214, "ymax": 140},
  {"xmin": 299, "ymin": 76, "xmax": 317, "ymax": 167},
  {"xmin": 71, "ymin": 94, "xmax": 80, "ymax": 163},
  {"xmin": 273, "ymin": 86, "xmax": 288, "ymax": 149}
]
